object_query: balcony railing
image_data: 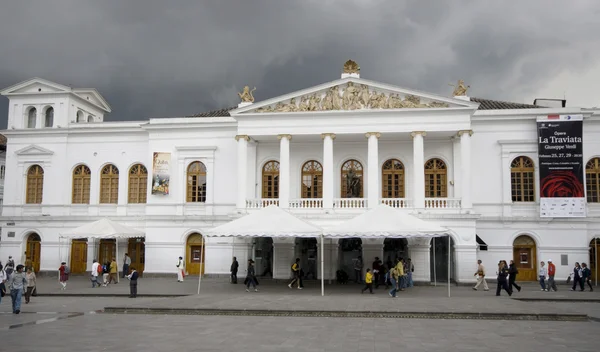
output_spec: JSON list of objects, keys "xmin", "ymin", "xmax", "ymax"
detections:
[
  {"xmin": 381, "ymin": 198, "xmax": 412, "ymax": 208},
  {"xmin": 333, "ymin": 198, "xmax": 366, "ymax": 209},
  {"xmin": 425, "ymin": 198, "xmax": 461, "ymax": 209},
  {"xmin": 246, "ymin": 198, "xmax": 279, "ymax": 209},
  {"xmin": 290, "ymin": 198, "xmax": 323, "ymax": 209}
]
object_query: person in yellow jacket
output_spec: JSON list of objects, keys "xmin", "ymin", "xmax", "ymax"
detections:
[
  {"xmin": 395, "ymin": 258, "xmax": 406, "ymax": 291},
  {"xmin": 361, "ymin": 268, "xmax": 374, "ymax": 294}
]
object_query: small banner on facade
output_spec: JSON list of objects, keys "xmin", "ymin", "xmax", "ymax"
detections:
[
  {"xmin": 537, "ymin": 114, "xmax": 585, "ymax": 217},
  {"xmin": 152, "ymin": 152, "xmax": 170, "ymax": 195}
]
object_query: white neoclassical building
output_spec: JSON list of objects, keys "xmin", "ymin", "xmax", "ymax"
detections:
[{"xmin": 0, "ymin": 62, "xmax": 599, "ymax": 284}]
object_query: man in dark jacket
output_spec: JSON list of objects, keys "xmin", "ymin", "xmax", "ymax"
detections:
[
  {"xmin": 127, "ymin": 267, "xmax": 139, "ymax": 298},
  {"xmin": 508, "ymin": 260, "xmax": 521, "ymax": 293},
  {"xmin": 230, "ymin": 257, "xmax": 239, "ymax": 284}
]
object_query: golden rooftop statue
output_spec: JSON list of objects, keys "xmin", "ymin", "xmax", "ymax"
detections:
[
  {"xmin": 449, "ymin": 79, "xmax": 469, "ymax": 96},
  {"xmin": 343, "ymin": 60, "xmax": 360, "ymax": 74},
  {"xmin": 238, "ymin": 86, "xmax": 257, "ymax": 103}
]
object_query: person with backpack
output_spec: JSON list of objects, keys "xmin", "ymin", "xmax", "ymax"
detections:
[
  {"xmin": 90, "ymin": 259, "xmax": 101, "ymax": 288},
  {"xmin": 102, "ymin": 261, "xmax": 111, "ymax": 286},
  {"xmin": 288, "ymin": 258, "xmax": 302, "ymax": 289},
  {"xmin": 58, "ymin": 262, "xmax": 69, "ymax": 290},
  {"xmin": 581, "ymin": 263, "xmax": 593, "ymax": 292}
]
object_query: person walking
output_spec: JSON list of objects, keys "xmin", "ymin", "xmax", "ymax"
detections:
[
  {"xmin": 361, "ymin": 268, "xmax": 374, "ymax": 294},
  {"xmin": 91, "ymin": 259, "xmax": 101, "ymax": 288},
  {"xmin": 547, "ymin": 259, "xmax": 558, "ymax": 292},
  {"xmin": 288, "ymin": 258, "xmax": 302, "ymax": 289},
  {"xmin": 496, "ymin": 261, "xmax": 512, "ymax": 296},
  {"xmin": 407, "ymin": 258, "xmax": 414, "ymax": 288},
  {"xmin": 58, "ymin": 262, "xmax": 69, "ymax": 290},
  {"xmin": 473, "ymin": 259, "xmax": 489, "ymax": 291},
  {"xmin": 7, "ymin": 264, "xmax": 27, "ymax": 314},
  {"xmin": 372, "ymin": 257, "xmax": 381, "ymax": 289},
  {"xmin": 571, "ymin": 262, "xmax": 583, "ymax": 291},
  {"xmin": 388, "ymin": 266, "xmax": 399, "ymax": 297},
  {"xmin": 508, "ymin": 260, "xmax": 521, "ymax": 293},
  {"xmin": 102, "ymin": 261, "xmax": 110, "ymax": 286},
  {"xmin": 354, "ymin": 256, "xmax": 363, "ymax": 284},
  {"xmin": 24, "ymin": 267, "xmax": 36, "ymax": 304},
  {"xmin": 176, "ymin": 256, "xmax": 185, "ymax": 282},
  {"xmin": 245, "ymin": 259, "xmax": 258, "ymax": 292},
  {"xmin": 127, "ymin": 267, "xmax": 139, "ymax": 298},
  {"xmin": 5, "ymin": 256, "xmax": 15, "ymax": 280},
  {"xmin": 108, "ymin": 258, "xmax": 118, "ymax": 285},
  {"xmin": 538, "ymin": 261, "xmax": 548, "ymax": 291},
  {"xmin": 122, "ymin": 253, "xmax": 131, "ymax": 279},
  {"xmin": 581, "ymin": 263, "xmax": 592, "ymax": 292},
  {"xmin": 395, "ymin": 258, "xmax": 406, "ymax": 291},
  {"xmin": 230, "ymin": 257, "xmax": 239, "ymax": 284},
  {"xmin": 0, "ymin": 264, "xmax": 6, "ymax": 304}
]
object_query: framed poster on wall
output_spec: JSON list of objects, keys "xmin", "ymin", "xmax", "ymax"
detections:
[{"xmin": 152, "ymin": 152, "xmax": 171, "ymax": 195}]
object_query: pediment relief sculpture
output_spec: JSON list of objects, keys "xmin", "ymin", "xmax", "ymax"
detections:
[{"xmin": 253, "ymin": 83, "xmax": 450, "ymax": 113}]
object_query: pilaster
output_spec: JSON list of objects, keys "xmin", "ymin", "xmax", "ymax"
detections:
[
  {"xmin": 366, "ymin": 132, "xmax": 380, "ymax": 208},
  {"xmin": 272, "ymin": 237, "xmax": 295, "ymax": 279},
  {"xmin": 411, "ymin": 131, "xmax": 426, "ymax": 209},
  {"xmin": 458, "ymin": 130, "xmax": 473, "ymax": 209},
  {"xmin": 407, "ymin": 237, "xmax": 431, "ymax": 282},
  {"xmin": 317, "ymin": 238, "xmax": 339, "ymax": 280},
  {"xmin": 321, "ymin": 133, "xmax": 336, "ymax": 210},
  {"xmin": 278, "ymin": 134, "xmax": 292, "ymax": 208},
  {"xmin": 235, "ymin": 135, "xmax": 250, "ymax": 209}
]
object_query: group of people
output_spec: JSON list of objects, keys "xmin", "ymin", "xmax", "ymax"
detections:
[
  {"xmin": 569, "ymin": 262, "xmax": 593, "ymax": 292},
  {"xmin": 0, "ymin": 262, "xmax": 37, "ymax": 314},
  {"xmin": 355, "ymin": 256, "xmax": 414, "ymax": 297}
]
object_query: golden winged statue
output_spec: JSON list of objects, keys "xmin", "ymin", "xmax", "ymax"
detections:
[
  {"xmin": 238, "ymin": 86, "xmax": 257, "ymax": 103},
  {"xmin": 343, "ymin": 60, "xmax": 360, "ymax": 74},
  {"xmin": 449, "ymin": 80, "xmax": 469, "ymax": 96}
]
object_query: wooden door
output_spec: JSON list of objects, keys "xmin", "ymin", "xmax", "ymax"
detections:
[
  {"xmin": 128, "ymin": 238, "xmax": 145, "ymax": 275},
  {"xmin": 186, "ymin": 233, "xmax": 205, "ymax": 275},
  {"xmin": 26, "ymin": 234, "xmax": 41, "ymax": 273},
  {"xmin": 513, "ymin": 235, "xmax": 537, "ymax": 281},
  {"xmin": 99, "ymin": 239, "xmax": 116, "ymax": 265},
  {"xmin": 591, "ymin": 239, "xmax": 599, "ymax": 285},
  {"xmin": 70, "ymin": 239, "xmax": 88, "ymax": 274}
]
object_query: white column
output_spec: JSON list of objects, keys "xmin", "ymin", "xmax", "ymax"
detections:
[
  {"xmin": 411, "ymin": 131, "xmax": 426, "ymax": 209},
  {"xmin": 278, "ymin": 134, "xmax": 291, "ymax": 208},
  {"xmin": 322, "ymin": 133, "xmax": 335, "ymax": 209},
  {"xmin": 407, "ymin": 237, "xmax": 431, "ymax": 282},
  {"xmin": 235, "ymin": 135, "xmax": 249, "ymax": 209},
  {"xmin": 458, "ymin": 130, "xmax": 473, "ymax": 209},
  {"xmin": 366, "ymin": 132, "xmax": 380, "ymax": 208}
]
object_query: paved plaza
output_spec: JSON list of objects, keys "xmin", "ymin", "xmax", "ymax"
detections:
[{"xmin": 0, "ymin": 277, "xmax": 598, "ymax": 351}]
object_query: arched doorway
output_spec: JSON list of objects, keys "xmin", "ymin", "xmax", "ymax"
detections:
[
  {"xmin": 254, "ymin": 237, "xmax": 273, "ymax": 278},
  {"xmin": 590, "ymin": 238, "xmax": 599, "ymax": 286},
  {"xmin": 70, "ymin": 239, "xmax": 88, "ymax": 274},
  {"xmin": 128, "ymin": 238, "xmax": 146, "ymax": 275},
  {"xmin": 338, "ymin": 238, "xmax": 362, "ymax": 282},
  {"xmin": 186, "ymin": 233, "xmax": 205, "ymax": 275},
  {"xmin": 383, "ymin": 238, "xmax": 408, "ymax": 269},
  {"xmin": 513, "ymin": 235, "xmax": 537, "ymax": 281},
  {"xmin": 26, "ymin": 233, "xmax": 41, "ymax": 273},
  {"xmin": 99, "ymin": 239, "xmax": 116, "ymax": 265}
]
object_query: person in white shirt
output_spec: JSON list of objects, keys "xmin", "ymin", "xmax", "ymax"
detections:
[
  {"xmin": 472, "ymin": 260, "xmax": 489, "ymax": 291},
  {"xmin": 122, "ymin": 253, "xmax": 132, "ymax": 278},
  {"xmin": 176, "ymin": 256, "xmax": 185, "ymax": 282},
  {"xmin": 538, "ymin": 261, "xmax": 548, "ymax": 291},
  {"xmin": 90, "ymin": 259, "xmax": 101, "ymax": 288}
]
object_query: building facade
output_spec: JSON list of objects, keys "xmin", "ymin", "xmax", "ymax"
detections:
[{"xmin": 0, "ymin": 66, "xmax": 599, "ymax": 283}]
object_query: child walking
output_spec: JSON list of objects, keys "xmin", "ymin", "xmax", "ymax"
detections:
[{"xmin": 361, "ymin": 268, "xmax": 374, "ymax": 294}]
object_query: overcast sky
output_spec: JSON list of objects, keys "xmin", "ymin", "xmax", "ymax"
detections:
[{"xmin": 1, "ymin": 1, "xmax": 599, "ymax": 127}]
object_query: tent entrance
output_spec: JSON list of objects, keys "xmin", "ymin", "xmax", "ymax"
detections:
[{"xmin": 254, "ymin": 237, "xmax": 273, "ymax": 278}]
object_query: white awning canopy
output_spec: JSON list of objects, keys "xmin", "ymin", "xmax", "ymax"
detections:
[
  {"xmin": 325, "ymin": 204, "xmax": 449, "ymax": 238},
  {"xmin": 205, "ymin": 205, "xmax": 322, "ymax": 238},
  {"xmin": 59, "ymin": 218, "xmax": 145, "ymax": 239}
]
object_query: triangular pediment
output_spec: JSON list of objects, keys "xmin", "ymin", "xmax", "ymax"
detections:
[
  {"xmin": 15, "ymin": 144, "xmax": 54, "ymax": 156},
  {"xmin": 232, "ymin": 77, "xmax": 478, "ymax": 115},
  {"xmin": 72, "ymin": 89, "xmax": 112, "ymax": 112},
  {"xmin": 1, "ymin": 77, "xmax": 71, "ymax": 95}
]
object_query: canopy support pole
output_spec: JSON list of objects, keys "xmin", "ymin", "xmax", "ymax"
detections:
[
  {"xmin": 433, "ymin": 237, "xmax": 437, "ymax": 287},
  {"xmin": 231, "ymin": 238, "xmax": 235, "ymax": 284},
  {"xmin": 321, "ymin": 234, "xmax": 325, "ymax": 297},
  {"xmin": 116, "ymin": 239, "xmax": 120, "ymax": 283},
  {"xmin": 596, "ymin": 238, "xmax": 598, "ymax": 287},
  {"xmin": 58, "ymin": 237, "xmax": 62, "ymax": 282},
  {"xmin": 447, "ymin": 235, "xmax": 451, "ymax": 298},
  {"xmin": 328, "ymin": 238, "xmax": 332, "ymax": 285},
  {"xmin": 197, "ymin": 234, "xmax": 204, "ymax": 295}
]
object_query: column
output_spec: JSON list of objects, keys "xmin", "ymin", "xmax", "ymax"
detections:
[
  {"xmin": 235, "ymin": 135, "xmax": 249, "ymax": 209},
  {"xmin": 411, "ymin": 131, "xmax": 426, "ymax": 209},
  {"xmin": 272, "ymin": 237, "xmax": 295, "ymax": 279},
  {"xmin": 366, "ymin": 132, "xmax": 380, "ymax": 208},
  {"xmin": 458, "ymin": 130, "xmax": 473, "ymax": 209},
  {"xmin": 317, "ymin": 239, "xmax": 339, "ymax": 280},
  {"xmin": 406, "ymin": 237, "xmax": 431, "ymax": 282},
  {"xmin": 322, "ymin": 133, "xmax": 336, "ymax": 209},
  {"xmin": 278, "ymin": 134, "xmax": 291, "ymax": 208}
]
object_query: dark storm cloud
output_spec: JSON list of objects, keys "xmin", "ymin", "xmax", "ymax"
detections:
[{"xmin": 1, "ymin": 0, "xmax": 599, "ymax": 127}]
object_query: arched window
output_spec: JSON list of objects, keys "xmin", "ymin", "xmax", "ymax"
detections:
[
  {"xmin": 100, "ymin": 164, "xmax": 119, "ymax": 204},
  {"xmin": 26, "ymin": 165, "xmax": 44, "ymax": 204},
  {"xmin": 129, "ymin": 164, "xmax": 148, "ymax": 204},
  {"xmin": 382, "ymin": 159, "xmax": 405, "ymax": 198},
  {"xmin": 425, "ymin": 158, "xmax": 447, "ymax": 198},
  {"xmin": 301, "ymin": 160, "xmax": 323, "ymax": 198},
  {"xmin": 44, "ymin": 107, "xmax": 54, "ymax": 127},
  {"xmin": 77, "ymin": 110, "xmax": 85, "ymax": 123},
  {"xmin": 27, "ymin": 108, "xmax": 37, "ymax": 128},
  {"xmin": 262, "ymin": 160, "xmax": 280, "ymax": 199},
  {"xmin": 586, "ymin": 157, "xmax": 600, "ymax": 203},
  {"xmin": 87, "ymin": 115, "xmax": 94, "ymax": 123},
  {"xmin": 186, "ymin": 161, "xmax": 207, "ymax": 202},
  {"xmin": 511, "ymin": 156, "xmax": 535, "ymax": 202},
  {"xmin": 72, "ymin": 165, "xmax": 91, "ymax": 204},
  {"xmin": 341, "ymin": 159, "xmax": 363, "ymax": 198}
]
